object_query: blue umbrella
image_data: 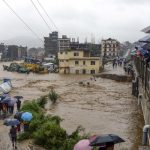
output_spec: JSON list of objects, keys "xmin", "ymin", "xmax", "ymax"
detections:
[
  {"xmin": 4, "ymin": 118, "xmax": 20, "ymax": 126},
  {"xmin": 21, "ymin": 112, "xmax": 33, "ymax": 121}
]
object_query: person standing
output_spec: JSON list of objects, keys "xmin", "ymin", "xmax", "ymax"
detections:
[
  {"xmin": 16, "ymin": 99, "xmax": 21, "ymax": 111},
  {"xmin": 9, "ymin": 126, "xmax": 17, "ymax": 148}
]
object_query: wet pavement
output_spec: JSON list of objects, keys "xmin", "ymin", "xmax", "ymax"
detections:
[{"xmin": 0, "ymin": 62, "xmax": 144, "ymax": 150}]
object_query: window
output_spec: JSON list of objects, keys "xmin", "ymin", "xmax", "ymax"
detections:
[
  {"xmin": 74, "ymin": 52, "xmax": 79, "ymax": 56},
  {"xmin": 75, "ymin": 61, "xmax": 79, "ymax": 65},
  {"xmin": 83, "ymin": 69, "xmax": 86, "ymax": 74},
  {"xmin": 91, "ymin": 70, "xmax": 95, "ymax": 74},
  {"xmin": 83, "ymin": 61, "xmax": 86, "ymax": 65},
  {"xmin": 91, "ymin": 61, "xmax": 95, "ymax": 65},
  {"xmin": 76, "ymin": 70, "xmax": 79, "ymax": 74},
  {"xmin": 60, "ymin": 52, "xmax": 63, "ymax": 54}
]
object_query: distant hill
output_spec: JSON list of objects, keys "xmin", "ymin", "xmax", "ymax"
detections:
[{"xmin": 0, "ymin": 36, "xmax": 43, "ymax": 48}]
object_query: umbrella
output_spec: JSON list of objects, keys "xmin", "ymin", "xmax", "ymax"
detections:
[
  {"xmin": 74, "ymin": 139, "xmax": 92, "ymax": 150},
  {"xmin": 14, "ymin": 96, "xmax": 23, "ymax": 100},
  {"xmin": 1, "ymin": 97, "xmax": 11, "ymax": 103},
  {"xmin": 14, "ymin": 112, "xmax": 24, "ymax": 121},
  {"xmin": 90, "ymin": 134, "xmax": 125, "ymax": 146},
  {"xmin": 21, "ymin": 112, "xmax": 33, "ymax": 121},
  {"xmin": 8, "ymin": 98, "xmax": 17, "ymax": 106},
  {"xmin": 4, "ymin": 118, "xmax": 20, "ymax": 126}
]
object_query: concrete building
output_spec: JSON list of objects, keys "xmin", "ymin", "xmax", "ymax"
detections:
[
  {"xmin": 101, "ymin": 38, "xmax": 120, "ymax": 58},
  {"xmin": 58, "ymin": 35, "xmax": 70, "ymax": 51},
  {"xmin": 58, "ymin": 49, "xmax": 102, "ymax": 74},
  {"xmin": 44, "ymin": 31, "xmax": 58, "ymax": 56},
  {"xmin": 0, "ymin": 43, "xmax": 5, "ymax": 53},
  {"xmin": 18, "ymin": 46, "xmax": 27, "ymax": 59},
  {"xmin": 7, "ymin": 45, "xmax": 18, "ymax": 60}
]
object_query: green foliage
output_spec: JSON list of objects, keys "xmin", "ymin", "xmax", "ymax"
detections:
[
  {"xmin": 17, "ymin": 132, "xmax": 31, "ymax": 141},
  {"xmin": 21, "ymin": 100, "xmax": 41, "ymax": 114},
  {"xmin": 33, "ymin": 122, "xmax": 67, "ymax": 149},
  {"xmin": 37, "ymin": 95, "xmax": 48, "ymax": 108},
  {"xmin": 48, "ymin": 89, "xmax": 58, "ymax": 104},
  {"xmin": 18, "ymin": 97, "xmax": 86, "ymax": 150}
]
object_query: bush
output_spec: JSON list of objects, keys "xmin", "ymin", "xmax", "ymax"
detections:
[
  {"xmin": 18, "ymin": 132, "xmax": 31, "ymax": 141},
  {"xmin": 33, "ymin": 122, "xmax": 67, "ymax": 149},
  {"xmin": 19, "ymin": 97, "xmax": 87, "ymax": 150},
  {"xmin": 37, "ymin": 95, "xmax": 48, "ymax": 108},
  {"xmin": 48, "ymin": 89, "xmax": 58, "ymax": 104}
]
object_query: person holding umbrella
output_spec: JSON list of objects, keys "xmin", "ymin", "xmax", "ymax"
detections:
[
  {"xmin": 4, "ymin": 118, "xmax": 20, "ymax": 149},
  {"xmin": 14, "ymin": 96, "xmax": 23, "ymax": 111}
]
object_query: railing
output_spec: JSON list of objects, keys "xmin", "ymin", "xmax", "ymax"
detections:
[{"xmin": 134, "ymin": 57, "xmax": 150, "ymax": 99}]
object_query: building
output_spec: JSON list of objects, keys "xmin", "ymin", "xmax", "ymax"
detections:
[
  {"xmin": 44, "ymin": 31, "xmax": 58, "ymax": 56},
  {"xmin": 101, "ymin": 38, "xmax": 120, "ymax": 58},
  {"xmin": 28, "ymin": 47, "xmax": 44, "ymax": 60},
  {"xmin": 18, "ymin": 46, "xmax": 27, "ymax": 59},
  {"xmin": 0, "ymin": 43, "xmax": 5, "ymax": 53},
  {"xmin": 58, "ymin": 35, "xmax": 70, "ymax": 51},
  {"xmin": 58, "ymin": 49, "xmax": 102, "ymax": 74},
  {"xmin": 7, "ymin": 45, "xmax": 19, "ymax": 60}
]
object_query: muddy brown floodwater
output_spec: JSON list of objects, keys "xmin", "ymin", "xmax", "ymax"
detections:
[{"xmin": 0, "ymin": 62, "xmax": 144, "ymax": 150}]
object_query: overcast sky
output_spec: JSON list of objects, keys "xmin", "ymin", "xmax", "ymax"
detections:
[{"xmin": 0, "ymin": 0, "xmax": 150, "ymax": 45}]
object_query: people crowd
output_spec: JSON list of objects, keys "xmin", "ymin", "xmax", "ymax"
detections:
[
  {"xmin": 0, "ymin": 94, "xmax": 21, "ymax": 118},
  {"xmin": 0, "ymin": 93, "xmax": 27, "ymax": 149}
]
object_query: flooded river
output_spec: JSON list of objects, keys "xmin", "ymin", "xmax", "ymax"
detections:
[{"xmin": 0, "ymin": 62, "xmax": 144, "ymax": 150}]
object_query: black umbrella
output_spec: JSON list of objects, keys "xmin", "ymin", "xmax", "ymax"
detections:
[
  {"xmin": 14, "ymin": 112, "xmax": 24, "ymax": 121},
  {"xmin": 90, "ymin": 134, "xmax": 125, "ymax": 146},
  {"xmin": 14, "ymin": 96, "xmax": 23, "ymax": 100},
  {"xmin": 4, "ymin": 118, "xmax": 20, "ymax": 126}
]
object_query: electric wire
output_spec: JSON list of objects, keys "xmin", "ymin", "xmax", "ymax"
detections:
[
  {"xmin": 36, "ymin": 0, "xmax": 59, "ymax": 31},
  {"xmin": 2, "ymin": 0, "xmax": 43, "ymax": 42},
  {"xmin": 30, "ymin": 0, "xmax": 52, "ymax": 32}
]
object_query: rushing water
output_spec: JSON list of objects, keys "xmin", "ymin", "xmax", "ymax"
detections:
[{"xmin": 0, "ymin": 62, "xmax": 144, "ymax": 150}]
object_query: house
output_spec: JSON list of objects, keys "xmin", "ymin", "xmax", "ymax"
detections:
[
  {"xmin": 58, "ymin": 49, "xmax": 102, "ymax": 74},
  {"xmin": 101, "ymin": 38, "xmax": 120, "ymax": 58}
]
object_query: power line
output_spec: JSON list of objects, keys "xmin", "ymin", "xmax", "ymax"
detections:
[
  {"xmin": 30, "ymin": 0, "xmax": 52, "ymax": 32},
  {"xmin": 36, "ymin": 0, "xmax": 59, "ymax": 31},
  {"xmin": 2, "ymin": 0, "xmax": 43, "ymax": 43}
]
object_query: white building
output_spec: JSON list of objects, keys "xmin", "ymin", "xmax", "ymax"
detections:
[
  {"xmin": 101, "ymin": 38, "xmax": 120, "ymax": 58},
  {"xmin": 58, "ymin": 35, "xmax": 70, "ymax": 52}
]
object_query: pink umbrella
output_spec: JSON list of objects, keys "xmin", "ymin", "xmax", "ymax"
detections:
[{"xmin": 73, "ymin": 139, "xmax": 93, "ymax": 150}]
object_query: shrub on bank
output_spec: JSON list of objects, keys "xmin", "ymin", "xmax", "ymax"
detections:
[
  {"xmin": 18, "ymin": 97, "xmax": 86, "ymax": 150},
  {"xmin": 48, "ymin": 89, "xmax": 58, "ymax": 104}
]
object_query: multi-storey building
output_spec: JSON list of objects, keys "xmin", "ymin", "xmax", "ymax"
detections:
[
  {"xmin": 101, "ymin": 38, "xmax": 120, "ymax": 58},
  {"xmin": 58, "ymin": 35, "xmax": 70, "ymax": 51},
  {"xmin": 58, "ymin": 49, "xmax": 102, "ymax": 74},
  {"xmin": 44, "ymin": 31, "xmax": 58, "ymax": 56},
  {"xmin": 0, "ymin": 43, "xmax": 5, "ymax": 53},
  {"xmin": 7, "ymin": 45, "xmax": 19, "ymax": 60},
  {"xmin": 18, "ymin": 46, "xmax": 27, "ymax": 59}
]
